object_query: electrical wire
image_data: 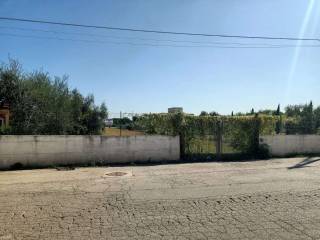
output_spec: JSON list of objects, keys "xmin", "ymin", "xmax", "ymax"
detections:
[
  {"xmin": 2, "ymin": 32, "xmax": 320, "ymax": 49},
  {"xmin": 1, "ymin": 25, "xmax": 319, "ymax": 48},
  {"xmin": 0, "ymin": 16, "xmax": 319, "ymax": 42}
]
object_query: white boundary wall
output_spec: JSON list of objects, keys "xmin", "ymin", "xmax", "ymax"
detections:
[
  {"xmin": 260, "ymin": 135, "xmax": 320, "ymax": 156},
  {"xmin": 0, "ymin": 135, "xmax": 180, "ymax": 169}
]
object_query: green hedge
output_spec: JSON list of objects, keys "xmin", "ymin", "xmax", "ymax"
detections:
[{"xmin": 135, "ymin": 113, "xmax": 279, "ymax": 156}]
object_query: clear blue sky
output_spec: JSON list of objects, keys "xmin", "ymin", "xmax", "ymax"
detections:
[{"xmin": 0, "ymin": 0, "xmax": 319, "ymax": 115}]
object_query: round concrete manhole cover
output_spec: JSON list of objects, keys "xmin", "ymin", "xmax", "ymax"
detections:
[{"xmin": 106, "ymin": 172, "xmax": 128, "ymax": 177}]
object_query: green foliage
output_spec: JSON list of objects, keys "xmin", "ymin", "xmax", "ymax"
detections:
[
  {"xmin": 199, "ymin": 111, "xmax": 219, "ymax": 117},
  {"xmin": 284, "ymin": 101, "xmax": 315, "ymax": 134},
  {"xmin": 112, "ymin": 117, "xmax": 132, "ymax": 128},
  {"xmin": 255, "ymin": 143, "xmax": 271, "ymax": 159},
  {"xmin": 276, "ymin": 104, "xmax": 280, "ymax": 115},
  {"xmin": 0, "ymin": 126, "xmax": 11, "ymax": 135},
  {"xmin": 275, "ymin": 115, "xmax": 282, "ymax": 134},
  {"xmin": 285, "ymin": 104, "xmax": 304, "ymax": 117},
  {"xmin": 136, "ymin": 113, "xmax": 277, "ymax": 155},
  {"xmin": 0, "ymin": 60, "xmax": 108, "ymax": 135},
  {"xmin": 284, "ymin": 117, "xmax": 300, "ymax": 135},
  {"xmin": 274, "ymin": 104, "xmax": 281, "ymax": 134},
  {"xmin": 222, "ymin": 115, "xmax": 276, "ymax": 154},
  {"xmin": 135, "ymin": 113, "xmax": 182, "ymax": 135},
  {"xmin": 223, "ymin": 117, "xmax": 257, "ymax": 154},
  {"xmin": 300, "ymin": 101, "xmax": 314, "ymax": 134},
  {"xmin": 314, "ymin": 107, "xmax": 320, "ymax": 133},
  {"xmin": 209, "ymin": 111, "xmax": 219, "ymax": 116},
  {"xmin": 0, "ymin": 59, "xmax": 22, "ymax": 105},
  {"xmin": 199, "ymin": 111, "xmax": 208, "ymax": 116}
]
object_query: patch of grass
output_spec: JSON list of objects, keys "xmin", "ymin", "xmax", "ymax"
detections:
[
  {"xmin": 103, "ymin": 128, "xmax": 144, "ymax": 137},
  {"xmin": 186, "ymin": 136, "xmax": 240, "ymax": 154},
  {"xmin": 187, "ymin": 137, "xmax": 216, "ymax": 154}
]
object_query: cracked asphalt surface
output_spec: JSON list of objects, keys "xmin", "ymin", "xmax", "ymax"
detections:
[{"xmin": 1, "ymin": 157, "xmax": 320, "ymax": 239}]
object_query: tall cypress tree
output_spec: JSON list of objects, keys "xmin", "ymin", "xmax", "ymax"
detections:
[
  {"xmin": 300, "ymin": 101, "xmax": 314, "ymax": 134},
  {"xmin": 275, "ymin": 104, "xmax": 281, "ymax": 134},
  {"xmin": 276, "ymin": 104, "xmax": 280, "ymax": 115}
]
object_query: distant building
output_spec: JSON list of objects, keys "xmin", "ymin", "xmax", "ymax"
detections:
[
  {"xmin": 168, "ymin": 107, "xmax": 183, "ymax": 114},
  {"xmin": 0, "ymin": 102, "xmax": 10, "ymax": 128},
  {"xmin": 105, "ymin": 119, "xmax": 113, "ymax": 127}
]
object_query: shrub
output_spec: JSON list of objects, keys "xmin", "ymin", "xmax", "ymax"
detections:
[{"xmin": 135, "ymin": 113, "xmax": 277, "ymax": 156}]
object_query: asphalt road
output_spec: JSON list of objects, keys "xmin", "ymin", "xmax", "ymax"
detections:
[{"xmin": 1, "ymin": 157, "xmax": 320, "ymax": 239}]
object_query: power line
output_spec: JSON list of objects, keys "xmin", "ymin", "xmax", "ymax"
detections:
[
  {"xmin": 0, "ymin": 16, "xmax": 319, "ymax": 42},
  {"xmin": 2, "ymin": 32, "xmax": 320, "ymax": 49},
  {"xmin": 1, "ymin": 25, "xmax": 320, "ymax": 48}
]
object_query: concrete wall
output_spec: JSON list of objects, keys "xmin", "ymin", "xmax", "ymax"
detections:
[
  {"xmin": 0, "ymin": 135, "xmax": 180, "ymax": 169},
  {"xmin": 260, "ymin": 135, "xmax": 320, "ymax": 156}
]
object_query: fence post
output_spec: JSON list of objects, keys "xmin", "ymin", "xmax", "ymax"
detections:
[
  {"xmin": 216, "ymin": 120, "xmax": 223, "ymax": 159},
  {"xmin": 253, "ymin": 114, "xmax": 261, "ymax": 156},
  {"xmin": 179, "ymin": 133, "xmax": 186, "ymax": 160},
  {"xmin": 176, "ymin": 113, "xmax": 186, "ymax": 160},
  {"xmin": 120, "ymin": 111, "xmax": 122, "ymax": 136}
]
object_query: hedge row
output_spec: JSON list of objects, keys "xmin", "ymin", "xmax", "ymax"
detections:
[{"xmin": 135, "ymin": 113, "xmax": 279, "ymax": 155}]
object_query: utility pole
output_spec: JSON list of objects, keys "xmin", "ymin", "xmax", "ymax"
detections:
[
  {"xmin": 120, "ymin": 111, "xmax": 122, "ymax": 136},
  {"xmin": 216, "ymin": 120, "xmax": 223, "ymax": 159}
]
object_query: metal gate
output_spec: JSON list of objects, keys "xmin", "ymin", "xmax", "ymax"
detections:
[{"xmin": 182, "ymin": 120, "xmax": 246, "ymax": 161}]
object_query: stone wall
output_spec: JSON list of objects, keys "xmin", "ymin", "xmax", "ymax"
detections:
[
  {"xmin": 0, "ymin": 135, "xmax": 180, "ymax": 169},
  {"xmin": 260, "ymin": 135, "xmax": 320, "ymax": 156}
]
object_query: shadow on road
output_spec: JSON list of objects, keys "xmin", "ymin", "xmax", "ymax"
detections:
[{"xmin": 288, "ymin": 157, "xmax": 320, "ymax": 170}]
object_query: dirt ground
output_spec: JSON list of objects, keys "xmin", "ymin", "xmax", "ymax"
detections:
[{"xmin": 1, "ymin": 157, "xmax": 320, "ymax": 239}]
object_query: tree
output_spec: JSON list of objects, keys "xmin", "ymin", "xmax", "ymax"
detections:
[
  {"xmin": 0, "ymin": 59, "xmax": 22, "ymax": 104},
  {"xmin": 314, "ymin": 106, "xmax": 320, "ymax": 133},
  {"xmin": 258, "ymin": 109, "xmax": 274, "ymax": 115},
  {"xmin": 251, "ymin": 108, "xmax": 255, "ymax": 114},
  {"xmin": 209, "ymin": 111, "xmax": 219, "ymax": 116},
  {"xmin": 285, "ymin": 102, "xmax": 315, "ymax": 134},
  {"xmin": 199, "ymin": 111, "xmax": 209, "ymax": 116},
  {"xmin": 300, "ymin": 101, "xmax": 314, "ymax": 134},
  {"xmin": 275, "ymin": 104, "xmax": 280, "ymax": 115},
  {"xmin": 275, "ymin": 104, "xmax": 281, "ymax": 134},
  {"xmin": 200, "ymin": 111, "xmax": 219, "ymax": 116},
  {"xmin": 0, "ymin": 60, "xmax": 108, "ymax": 135},
  {"xmin": 285, "ymin": 104, "xmax": 303, "ymax": 117}
]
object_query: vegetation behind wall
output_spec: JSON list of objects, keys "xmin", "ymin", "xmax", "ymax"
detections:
[
  {"xmin": 135, "ymin": 113, "xmax": 278, "ymax": 158},
  {"xmin": 0, "ymin": 60, "xmax": 108, "ymax": 135}
]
